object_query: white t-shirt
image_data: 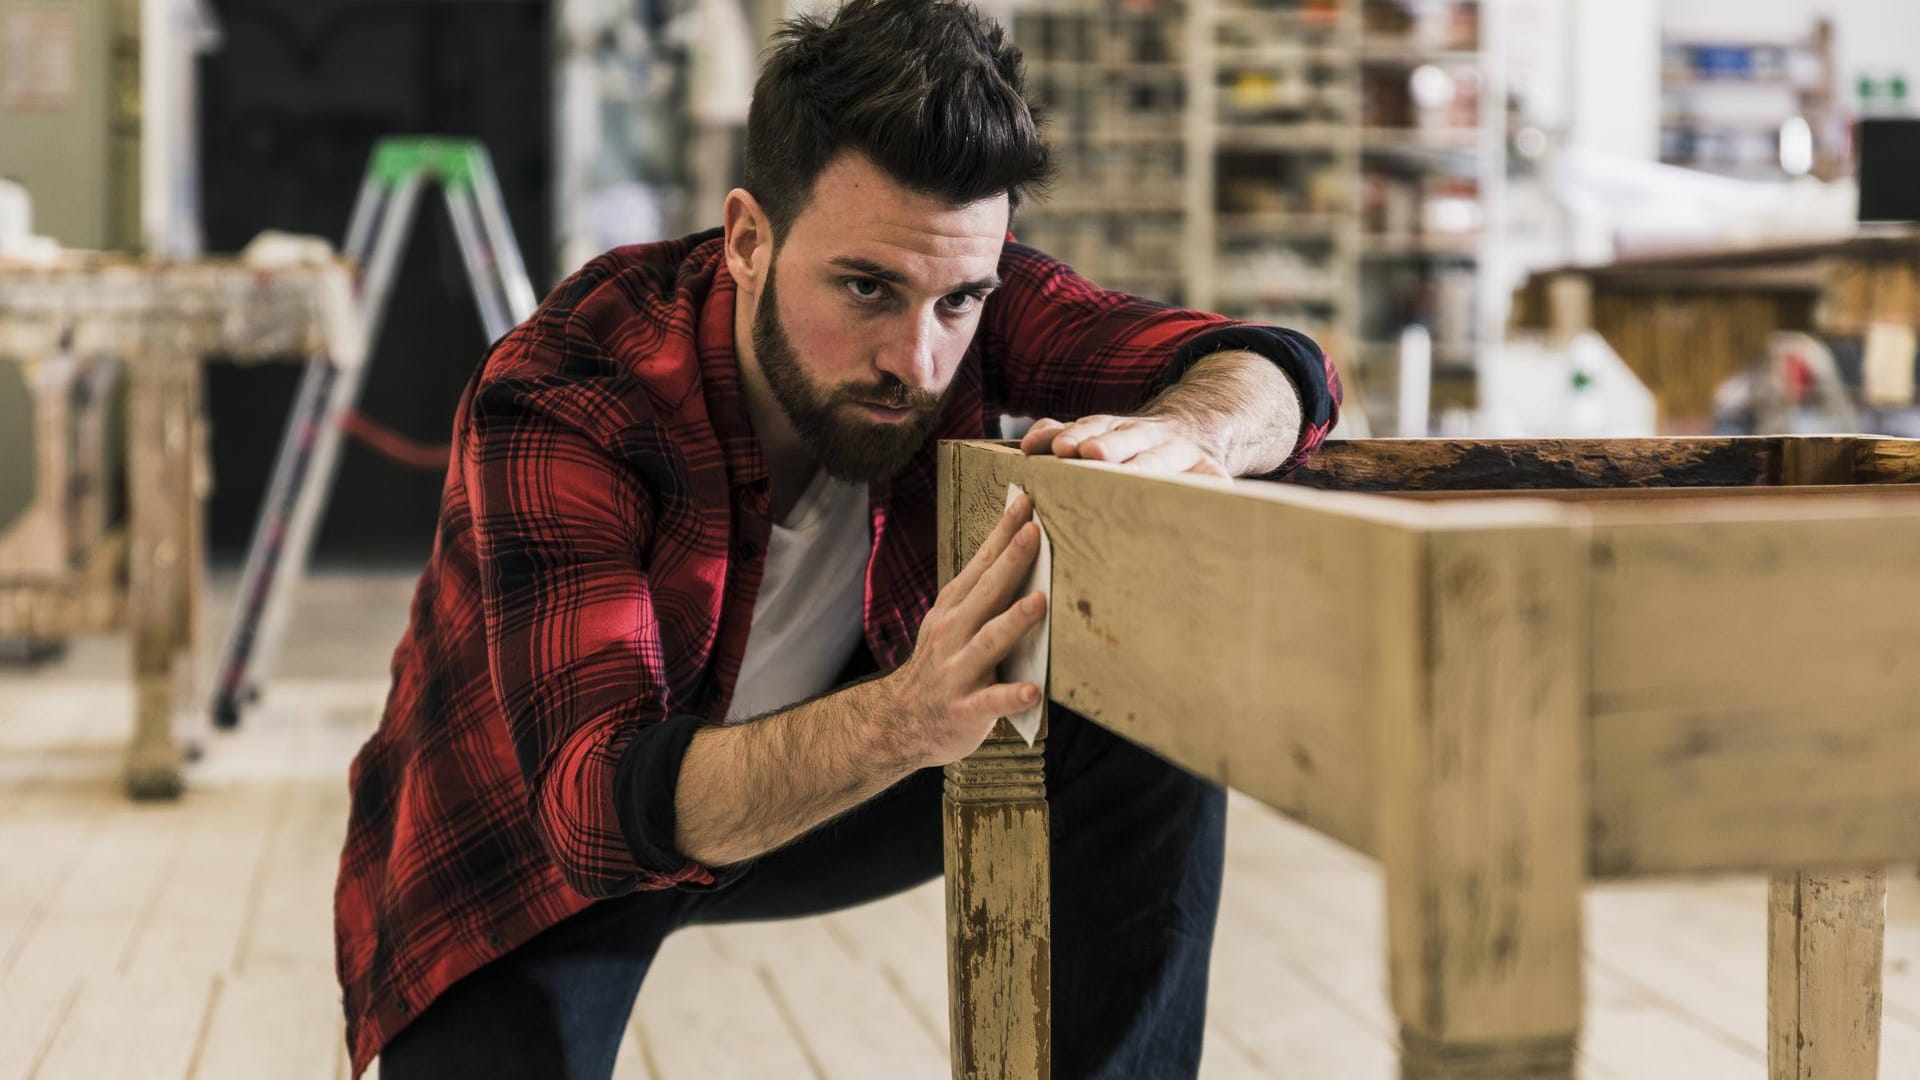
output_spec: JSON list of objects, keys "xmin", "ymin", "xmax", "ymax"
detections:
[{"xmin": 725, "ymin": 468, "xmax": 870, "ymax": 721}]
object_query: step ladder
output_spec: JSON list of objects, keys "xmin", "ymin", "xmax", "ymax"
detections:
[{"xmin": 209, "ymin": 137, "xmax": 537, "ymax": 728}]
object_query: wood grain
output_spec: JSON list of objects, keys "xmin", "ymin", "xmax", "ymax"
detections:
[
  {"xmin": 1855, "ymin": 437, "xmax": 1920, "ymax": 485},
  {"xmin": 1585, "ymin": 498, "xmax": 1920, "ymax": 876},
  {"xmin": 1282, "ymin": 438, "xmax": 1779, "ymax": 493},
  {"xmin": 1376, "ymin": 521, "xmax": 1589, "ymax": 1078},
  {"xmin": 1769, "ymin": 871, "xmax": 1888, "ymax": 1080},
  {"xmin": 939, "ymin": 442, "xmax": 1051, "ymax": 1080},
  {"xmin": 942, "ymin": 441, "xmax": 1424, "ymax": 856},
  {"xmin": 123, "ymin": 348, "xmax": 191, "ymax": 800}
]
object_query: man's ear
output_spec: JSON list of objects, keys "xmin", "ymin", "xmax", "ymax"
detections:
[{"xmin": 723, "ymin": 189, "xmax": 773, "ymax": 293}]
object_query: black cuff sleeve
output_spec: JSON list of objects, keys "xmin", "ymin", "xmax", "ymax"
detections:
[
  {"xmin": 1156, "ymin": 324, "xmax": 1336, "ymax": 446},
  {"xmin": 613, "ymin": 714, "xmax": 747, "ymax": 892}
]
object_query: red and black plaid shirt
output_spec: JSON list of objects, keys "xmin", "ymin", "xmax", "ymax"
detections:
[{"xmin": 334, "ymin": 229, "xmax": 1340, "ymax": 1074}]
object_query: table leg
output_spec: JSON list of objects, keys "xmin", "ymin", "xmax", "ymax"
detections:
[
  {"xmin": 124, "ymin": 354, "xmax": 192, "ymax": 800},
  {"xmin": 1377, "ymin": 526, "xmax": 1589, "ymax": 1079},
  {"xmin": 181, "ymin": 357, "xmax": 209, "ymax": 704},
  {"xmin": 1768, "ymin": 870, "xmax": 1886, "ymax": 1080},
  {"xmin": 944, "ymin": 724, "xmax": 1049, "ymax": 1080}
]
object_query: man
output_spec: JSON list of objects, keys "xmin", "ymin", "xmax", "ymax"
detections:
[{"xmin": 336, "ymin": 0, "xmax": 1340, "ymax": 1076}]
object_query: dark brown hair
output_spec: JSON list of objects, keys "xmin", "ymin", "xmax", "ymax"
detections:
[{"xmin": 742, "ymin": 0, "xmax": 1053, "ymax": 239}]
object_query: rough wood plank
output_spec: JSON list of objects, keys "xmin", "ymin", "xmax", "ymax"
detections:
[
  {"xmin": 1855, "ymin": 437, "xmax": 1920, "ymax": 485},
  {"xmin": 1586, "ymin": 499, "xmax": 1920, "ymax": 876},
  {"xmin": 942, "ymin": 441, "xmax": 1411, "ymax": 855},
  {"xmin": 1381, "ymin": 484, "xmax": 1920, "ymax": 504},
  {"xmin": 943, "ymin": 742, "xmax": 1050, "ymax": 1080},
  {"xmin": 1780, "ymin": 436, "xmax": 1859, "ymax": 488},
  {"xmin": 1282, "ymin": 438, "xmax": 1779, "ymax": 493},
  {"xmin": 1769, "ymin": 871, "xmax": 1887, "ymax": 1080},
  {"xmin": 1376, "ymin": 521, "xmax": 1589, "ymax": 1078},
  {"xmin": 939, "ymin": 442, "xmax": 1051, "ymax": 1080}
]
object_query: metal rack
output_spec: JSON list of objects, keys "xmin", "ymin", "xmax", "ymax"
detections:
[{"xmin": 1014, "ymin": 0, "xmax": 1505, "ymax": 435}]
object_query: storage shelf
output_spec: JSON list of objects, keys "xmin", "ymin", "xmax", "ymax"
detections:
[
  {"xmin": 1015, "ymin": 0, "xmax": 1502, "ymax": 425},
  {"xmin": 1361, "ymin": 126, "xmax": 1482, "ymax": 151},
  {"xmin": 1216, "ymin": 124, "xmax": 1352, "ymax": 151},
  {"xmin": 1359, "ymin": 40, "xmax": 1480, "ymax": 66},
  {"xmin": 1359, "ymin": 234, "xmax": 1480, "ymax": 258},
  {"xmin": 1217, "ymin": 212, "xmax": 1348, "ymax": 237}
]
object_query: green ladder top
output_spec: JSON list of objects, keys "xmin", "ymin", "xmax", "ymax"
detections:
[{"xmin": 367, "ymin": 137, "xmax": 489, "ymax": 191}]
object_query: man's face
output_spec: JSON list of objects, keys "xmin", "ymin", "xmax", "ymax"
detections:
[{"xmin": 749, "ymin": 153, "xmax": 1010, "ymax": 482}]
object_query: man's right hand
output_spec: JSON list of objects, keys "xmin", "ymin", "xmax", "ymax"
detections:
[{"xmin": 877, "ymin": 492, "xmax": 1049, "ymax": 770}]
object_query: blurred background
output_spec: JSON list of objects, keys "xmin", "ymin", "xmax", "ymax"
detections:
[{"xmin": 5, "ymin": 1, "xmax": 1920, "ymax": 1077}]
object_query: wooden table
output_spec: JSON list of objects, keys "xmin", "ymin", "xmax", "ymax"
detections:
[
  {"xmin": 1511, "ymin": 229, "xmax": 1920, "ymax": 425},
  {"xmin": 0, "ymin": 254, "xmax": 356, "ymax": 798},
  {"xmin": 938, "ymin": 434, "xmax": 1920, "ymax": 1079}
]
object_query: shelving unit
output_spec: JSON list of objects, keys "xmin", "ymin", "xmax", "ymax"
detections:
[
  {"xmin": 1014, "ymin": 0, "xmax": 1504, "ymax": 434},
  {"xmin": 1012, "ymin": 4, "xmax": 1193, "ymax": 305},
  {"xmin": 1658, "ymin": 20, "xmax": 1840, "ymax": 180}
]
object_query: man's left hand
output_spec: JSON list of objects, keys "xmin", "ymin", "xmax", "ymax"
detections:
[{"xmin": 1018, "ymin": 415, "xmax": 1229, "ymax": 477}]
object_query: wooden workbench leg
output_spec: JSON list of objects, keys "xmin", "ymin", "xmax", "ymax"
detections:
[
  {"xmin": 944, "ymin": 724, "xmax": 1049, "ymax": 1080},
  {"xmin": 181, "ymin": 358, "xmax": 209, "ymax": 709},
  {"xmin": 1376, "ymin": 526, "xmax": 1589, "ymax": 1079},
  {"xmin": 124, "ymin": 355, "xmax": 191, "ymax": 800},
  {"xmin": 1768, "ymin": 870, "xmax": 1886, "ymax": 1080}
]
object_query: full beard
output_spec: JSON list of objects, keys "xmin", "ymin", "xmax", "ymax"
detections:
[{"xmin": 751, "ymin": 263, "xmax": 950, "ymax": 483}]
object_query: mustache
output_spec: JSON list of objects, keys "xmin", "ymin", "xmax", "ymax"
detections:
[{"xmin": 829, "ymin": 379, "xmax": 944, "ymax": 412}]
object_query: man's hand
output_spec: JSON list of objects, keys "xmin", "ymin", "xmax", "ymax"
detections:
[
  {"xmin": 1019, "ymin": 415, "xmax": 1230, "ymax": 477},
  {"xmin": 1020, "ymin": 349, "xmax": 1304, "ymax": 477},
  {"xmin": 676, "ymin": 495, "xmax": 1046, "ymax": 867},
  {"xmin": 876, "ymin": 492, "xmax": 1049, "ymax": 768}
]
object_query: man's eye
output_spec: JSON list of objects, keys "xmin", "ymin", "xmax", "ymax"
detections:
[
  {"xmin": 845, "ymin": 278, "xmax": 886, "ymax": 302},
  {"xmin": 940, "ymin": 291, "xmax": 984, "ymax": 313}
]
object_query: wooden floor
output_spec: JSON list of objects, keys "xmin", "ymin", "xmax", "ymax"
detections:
[{"xmin": 5, "ymin": 571, "xmax": 1920, "ymax": 1079}]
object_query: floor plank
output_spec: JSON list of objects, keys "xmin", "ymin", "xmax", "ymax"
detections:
[
  {"xmin": 714, "ymin": 917, "xmax": 947, "ymax": 1078},
  {"xmin": 634, "ymin": 928, "xmax": 820, "ymax": 1080},
  {"xmin": 34, "ymin": 972, "xmax": 215, "ymax": 1080},
  {"xmin": 8, "ymin": 571, "xmax": 1920, "ymax": 1078},
  {"xmin": 0, "ymin": 971, "xmax": 77, "ymax": 1080},
  {"xmin": 193, "ymin": 972, "xmax": 344, "ymax": 1080}
]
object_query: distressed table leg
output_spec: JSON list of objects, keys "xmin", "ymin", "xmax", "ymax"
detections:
[
  {"xmin": 1768, "ymin": 870, "xmax": 1886, "ymax": 1080},
  {"xmin": 124, "ymin": 353, "xmax": 191, "ymax": 800},
  {"xmin": 944, "ymin": 724, "xmax": 1049, "ymax": 1080},
  {"xmin": 181, "ymin": 357, "xmax": 210, "ymax": 708},
  {"xmin": 1376, "ymin": 525, "xmax": 1589, "ymax": 1079}
]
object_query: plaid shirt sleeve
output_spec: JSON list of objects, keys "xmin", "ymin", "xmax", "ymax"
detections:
[
  {"xmin": 463, "ymin": 321, "xmax": 722, "ymax": 900},
  {"xmin": 979, "ymin": 241, "xmax": 1342, "ymax": 469}
]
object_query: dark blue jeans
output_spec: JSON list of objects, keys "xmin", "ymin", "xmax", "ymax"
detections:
[{"xmin": 379, "ymin": 705, "xmax": 1226, "ymax": 1079}]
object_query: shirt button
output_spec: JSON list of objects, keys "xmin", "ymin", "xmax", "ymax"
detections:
[
  {"xmin": 485, "ymin": 930, "xmax": 505, "ymax": 948},
  {"xmin": 394, "ymin": 995, "xmax": 410, "ymax": 1015}
]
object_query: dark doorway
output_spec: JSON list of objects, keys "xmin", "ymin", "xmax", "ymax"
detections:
[{"xmin": 199, "ymin": 0, "xmax": 553, "ymax": 564}]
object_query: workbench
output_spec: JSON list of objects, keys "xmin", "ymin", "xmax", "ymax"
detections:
[
  {"xmin": 1510, "ymin": 229, "xmax": 1920, "ymax": 427},
  {"xmin": 0, "ymin": 254, "xmax": 355, "ymax": 799},
  {"xmin": 938, "ymin": 434, "xmax": 1920, "ymax": 1079}
]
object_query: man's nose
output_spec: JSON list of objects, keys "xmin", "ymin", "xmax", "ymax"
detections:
[{"xmin": 873, "ymin": 308, "xmax": 943, "ymax": 392}]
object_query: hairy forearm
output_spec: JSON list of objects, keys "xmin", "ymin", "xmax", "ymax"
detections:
[
  {"xmin": 1141, "ymin": 350, "xmax": 1303, "ymax": 475},
  {"xmin": 673, "ymin": 676, "xmax": 916, "ymax": 867}
]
